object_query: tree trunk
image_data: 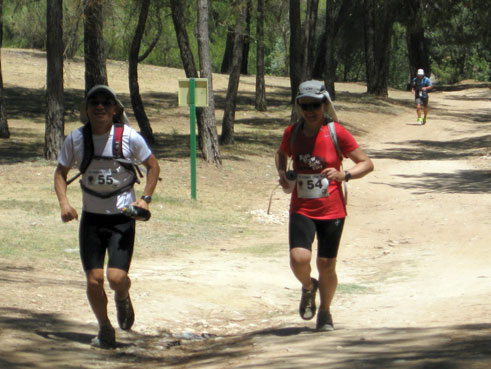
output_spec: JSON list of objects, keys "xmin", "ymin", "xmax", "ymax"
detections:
[
  {"xmin": 171, "ymin": 0, "xmax": 221, "ymax": 164},
  {"xmin": 170, "ymin": 0, "xmax": 198, "ymax": 77},
  {"xmin": 45, "ymin": 0, "xmax": 65, "ymax": 159},
  {"xmin": 405, "ymin": 0, "xmax": 430, "ymax": 80},
  {"xmin": 323, "ymin": 0, "xmax": 336, "ymax": 99},
  {"xmin": 84, "ymin": 0, "xmax": 107, "ymax": 91},
  {"xmin": 289, "ymin": 0, "xmax": 302, "ymax": 105},
  {"xmin": 138, "ymin": 2, "xmax": 163, "ymax": 63},
  {"xmin": 220, "ymin": 1, "xmax": 246, "ymax": 145},
  {"xmin": 129, "ymin": 0, "xmax": 155, "ymax": 144},
  {"xmin": 197, "ymin": 0, "xmax": 221, "ymax": 164},
  {"xmin": 363, "ymin": 0, "xmax": 394, "ymax": 96},
  {"xmin": 221, "ymin": 27, "xmax": 234, "ymax": 74},
  {"xmin": 301, "ymin": 0, "xmax": 319, "ymax": 81},
  {"xmin": 313, "ymin": 0, "xmax": 354, "ymax": 99},
  {"xmin": 240, "ymin": 0, "xmax": 252, "ymax": 75},
  {"xmin": 255, "ymin": 0, "xmax": 267, "ymax": 111},
  {"xmin": 0, "ymin": 0, "xmax": 9, "ymax": 139}
]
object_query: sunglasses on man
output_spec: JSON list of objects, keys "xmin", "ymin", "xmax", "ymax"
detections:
[
  {"xmin": 88, "ymin": 99, "xmax": 115, "ymax": 108},
  {"xmin": 299, "ymin": 101, "xmax": 323, "ymax": 111}
]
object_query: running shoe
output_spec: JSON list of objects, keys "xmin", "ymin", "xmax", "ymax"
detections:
[
  {"xmin": 423, "ymin": 117, "xmax": 427, "ymax": 125},
  {"xmin": 115, "ymin": 294, "xmax": 135, "ymax": 330},
  {"xmin": 417, "ymin": 117, "xmax": 423, "ymax": 125},
  {"xmin": 316, "ymin": 309, "xmax": 334, "ymax": 331},
  {"xmin": 91, "ymin": 323, "xmax": 116, "ymax": 348},
  {"xmin": 299, "ymin": 278, "xmax": 318, "ymax": 320}
]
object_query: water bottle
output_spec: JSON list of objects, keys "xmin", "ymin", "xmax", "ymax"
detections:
[
  {"xmin": 283, "ymin": 170, "xmax": 297, "ymax": 194},
  {"xmin": 122, "ymin": 205, "xmax": 151, "ymax": 221}
]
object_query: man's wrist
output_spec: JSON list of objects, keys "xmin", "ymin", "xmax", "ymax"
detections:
[{"xmin": 141, "ymin": 195, "xmax": 152, "ymax": 204}]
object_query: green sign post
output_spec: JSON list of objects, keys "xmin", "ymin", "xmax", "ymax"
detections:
[
  {"xmin": 189, "ymin": 79, "xmax": 197, "ymax": 200},
  {"xmin": 178, "ymin": 78, "xmax": 209, "ymax": 200}
]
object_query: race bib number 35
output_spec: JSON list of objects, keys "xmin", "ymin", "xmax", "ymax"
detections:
[{"xmin": 296, "ymin": 173, "xmax": 329, "ymax": 199}]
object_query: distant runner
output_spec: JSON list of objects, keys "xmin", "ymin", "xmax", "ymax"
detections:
[
  {"xmin": 275, "ymin": 80, "xmax": 374, "ymax": 331},
  {"xmin": 411, "ymin": 69, "xmax": 433, "ymax": 125}
]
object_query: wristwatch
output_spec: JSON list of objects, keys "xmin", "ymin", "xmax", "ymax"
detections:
[
  {"xmin": 141, "ymin": 195, "xmax": 152, "ymax": 204},
  {"xmin": 344, "ymin": 171, "xmax": 352, "ymax": 182}
]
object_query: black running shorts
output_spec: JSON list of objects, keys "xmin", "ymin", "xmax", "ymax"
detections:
[
  {"xmin": 289, "ymin": 213, "xmax": 345, "ymax": 259},
  {"xmin": 415, "ymin": 96, "xmax": 429, "ymax": 107},
  {"xmin": 79, "ymin": 211, "xmax": 135, "ymax": 271}
]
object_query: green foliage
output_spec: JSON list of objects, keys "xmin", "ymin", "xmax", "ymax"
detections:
[
  {"xmin": 2, "ymin": 0, "xmax": 489, "ymax": 83},
  {"xmin": 426, "ymin": 0, "xmax": 490, "ymax": 83},
  {"xmin": 3, "ymin": 1, "xmax": 46, "ymax": 49}
]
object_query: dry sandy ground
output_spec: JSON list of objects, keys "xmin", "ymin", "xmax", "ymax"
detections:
[{"xmin": 0, "ymin": 49, "xmax": 490, "ymax": 368}]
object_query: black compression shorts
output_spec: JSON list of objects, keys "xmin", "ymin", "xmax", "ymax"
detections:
[
  {"xmin": 79, "ymin": 211, "xmax": 135, "ymax": 271},
  {"xmin": 289, "ymin": 213, "xmax": 345, "ymax": 259}
]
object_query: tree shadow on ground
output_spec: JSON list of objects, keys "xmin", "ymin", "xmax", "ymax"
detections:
[
  {"xmin": 369, "ymin": 134, "xmax": 491, "ymax": 162},
  {"xmin": 0, "ymin": 304, "xmax": 251, "ymax": 369},
  {"xmin": 335, "ymin": 91, "xmax": 415, "ymax": 112},
  {"xmin": 374, "ymin": 169, "xmax": 491, "ymax": 195},
  {"xmin": 229, "ymin": 323, "xmax": 491, "ymax": 369},
  {"xmin": 429, "ymin": 100, "xmax": 491, "ymax": 125},
  {"xmin": 151, "ymin": 130, "xmax": 281, "ymax": 161},
  {"xmin": 2, "ymin": 305, "xmax": 489, "ymax": 369},
  {"xmin": 433, "ymin": 82, "xmax": 491, "ymax": 92},
  {"xmin": 214, "ymin": 90, "xmax": 291, "ymax": 110},
  {"xmin": 4, "ymin": 86, "xmax": 88, "ymax": 124},
  {"xmin": 0, "ymin": 128, "xmax": 44, "ymax": 164}
]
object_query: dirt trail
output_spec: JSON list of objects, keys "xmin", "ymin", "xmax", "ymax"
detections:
[{"xmin": 1, "ymin": 80, "xmax": 490, "ymax": 368}]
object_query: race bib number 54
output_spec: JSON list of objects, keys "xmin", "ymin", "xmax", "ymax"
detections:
[{"xmin": 296, "ymin": 173, "xmax": 329, "ymax": 199}]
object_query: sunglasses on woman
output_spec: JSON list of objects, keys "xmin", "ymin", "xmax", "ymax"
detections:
[
  {"xmin": 299, "ymin": 102, "xmax": 323, "ymax": 111},
  {"xmin": 88, "ymin": 99, "xmax": 114, "ymax": 108}
]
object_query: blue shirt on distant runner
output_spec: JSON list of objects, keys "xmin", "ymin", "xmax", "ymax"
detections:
[{"xmin": 412, "ymin": 76, "xmax": 432, "ymax": 99}]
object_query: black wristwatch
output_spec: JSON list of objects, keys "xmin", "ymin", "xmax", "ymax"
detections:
[
  {"xmin": 141, "ymin": 195, "xmax": 152, "ymax": 204},
  {"xmin": 344, "ymin": 171, "xmax": 352, "ymax": 182}
]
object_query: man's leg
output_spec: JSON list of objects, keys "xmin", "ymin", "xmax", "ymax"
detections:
[
  {"xmin": 108, "ymin": 268, "xmax": 134, "ymax": 330},
  {"xmin": 423, "ymin": 104, "xmax": 429, "ymax": 123},
  {"xmin": 86, "ymin": 268, "xmax": 111, "ymax": 326},
  {"xmin": 416, "ymin": 103, "xmax": 422, "ymax": 122},
  {"xmin": 107, "ymin": 268, "xmax": 131, "ymax": 300}
]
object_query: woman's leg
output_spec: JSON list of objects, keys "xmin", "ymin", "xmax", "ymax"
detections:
[{"xmin": 316, "ymin": 257, "xmax": 338, "ymax": 311}]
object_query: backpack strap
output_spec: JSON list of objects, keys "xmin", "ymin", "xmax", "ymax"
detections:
[
  {"xmin": 80, "ymin": 123, "xmax": 94, "ymax": 174},
  {"xmin": 112, "ymin": 123, "xmax": 125, "ymax": 159},
  {"xmin": 66, "ymin": 124, "xmax": 93, "ymax": 185},
  {"xmin": 328, "ymin": 121, "xmax": 343, "ymax": 162},
  {"xmin": 289, "ymin": 121, "xmax": 303, "ymax": 155},
  {"xmin": 327, "ymin": 121, "xmax": 348, "ymax": 205}
]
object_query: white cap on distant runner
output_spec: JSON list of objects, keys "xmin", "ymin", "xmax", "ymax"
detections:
[{"xmin": 417, "ymin": 69, "xmax": 424, "ymax": 76}]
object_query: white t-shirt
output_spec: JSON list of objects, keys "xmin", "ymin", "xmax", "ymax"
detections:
[{"xmin": 58, "ymin": 124, "xmax": 152, "ymax": 214}]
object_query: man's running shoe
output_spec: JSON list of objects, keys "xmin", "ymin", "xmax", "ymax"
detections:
[
  {"xmin": 423, "ymin": 117, "xmax": 427, "ymax": 125},
  {"xmin": 115, "ymin": 294, "xmax": 135, "ymax": 330},
  {"xmin": 316, "ymin": 309, "xmax": 334, "ymax": 331},
  {"xmin": 417, "ymin": 117, "xmax": 424, "ymax": 125},
  {"xmin": 91, "ymin": 323, "xmax": 116, "ymax": 348},
  {"xmin": 299, "ymin": 278, "xmax": 318, "ymax": 320}
]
